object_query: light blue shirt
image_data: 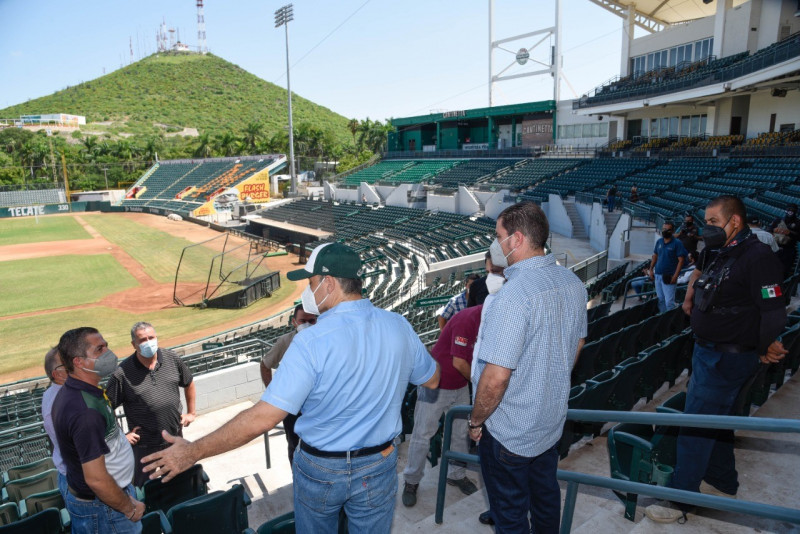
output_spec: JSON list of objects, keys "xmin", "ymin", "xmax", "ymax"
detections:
[
  {"xmin": 473, "ymin": 254, "xmax": 587, "ymax": 457},
  {"xmin": 42, "ymin": 384, "xmax": 67, "ymax": 475},
  {"xmin": 262, "ymin": 298, "xmax": 436, "ymax": 451}
]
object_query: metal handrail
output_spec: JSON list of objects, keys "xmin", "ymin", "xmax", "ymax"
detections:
[{"xmin": 434, "ymin": 406, "xmax": 800, "ymax": 529}]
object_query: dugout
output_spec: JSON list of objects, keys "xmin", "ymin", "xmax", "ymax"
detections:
[{"xmin": 389, "ymin": 100, "xmax": 555, "ymax": 153}]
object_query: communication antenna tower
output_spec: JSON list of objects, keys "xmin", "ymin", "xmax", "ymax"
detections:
[
  {"xmin": 169, "ymin": 28, "xmax": 176, "ymax": 50},
  {"xmin": 197, "ymin": 0, "xmax": 207, "ymax": 54},
  {"xmin": 129, "ymin": 36, "xmax": 134, "ymax": 64}
]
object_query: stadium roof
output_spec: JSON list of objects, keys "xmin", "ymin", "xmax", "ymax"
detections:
[{"xmin": 588, "ymin": 0, "xmax": 749, "ymax": 33}]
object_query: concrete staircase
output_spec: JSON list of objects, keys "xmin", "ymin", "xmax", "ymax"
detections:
[
  {"xmin": 564, "ymin": 201, "xmax": 588, "ymax": 239},
  {"xmin": 605, "ymin": 211, "xmax": 622, "ymax": 238}
]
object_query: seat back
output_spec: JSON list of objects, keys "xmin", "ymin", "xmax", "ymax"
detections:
[
  {"xmin": 0, "ymin": 503, "xmax": 19, "ymax": 526},
  {"xmin": 142, "ymin": 510, "xmax": 172, "ymax": 534},
  {"xmin": 167, "ymin": 484, "xmax": 250, "ymax": 534},
  {"xmin": 607, "ymin": 423, "xmax": 655, "ymax": 484},
  {"xmin": 4, "ymin": 458, "xmax": 54, "ymax": 483},
  {"xmin": 0, "ymin": 508, "xmax": 61, "ymax": 534},
  {"xmin": 144, "ymin": 464, "xmax": 209, "ymax": 514},
  {"xmin": 656, "ymin": 391, "xmax": 686, "ymax": 414},
  {"xmin": 24, "ymin": 489, "xmax": 64, "ymax": 516},
  {"xmin": 3, "ymin": 469, "xmax": 57, "ymax": 504},
  {"xmin": 257, "ymin": 512, "xmax": 296, "ymax": 534}
]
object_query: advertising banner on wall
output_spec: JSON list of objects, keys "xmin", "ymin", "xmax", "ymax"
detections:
[
  {"xmin": 520, "ymin": 118, "xmax": 554, "ymax": 146},
  {"xmin": 235, "ymin": 169, "xmax": 271, "ymax": 203},
  {"xmin": 0, "ymin": 202, "xmax": 87, "ymax": 219}
]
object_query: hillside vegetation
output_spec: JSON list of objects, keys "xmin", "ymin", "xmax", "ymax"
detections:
[
  {"xmin": 0, "ymin": 53, "xmax": 349, "ymax": 141},
  {"xmin": 0, "ymin": 52, "xmax": 393, "ymax": 189}
]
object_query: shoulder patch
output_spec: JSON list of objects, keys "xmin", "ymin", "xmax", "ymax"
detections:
[
  {"xmin": 454, "ymin": 336, "xmax": 469, "ymax": 347},
  {"xmin": 761, "ymin": 284, "xmax": 782, "ymax": 299}
]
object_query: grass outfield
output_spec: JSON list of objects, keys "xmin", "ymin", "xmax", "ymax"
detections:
[
  {"xmin": 0, "ymin": 276, "xmax": 295, "ymax": 376},
  {"xmin": 0, "ymin": 216, "xmax": 90, "ymax": 246},
  {"xmin": 82, "ymin": 214, "xmax": 224, "ymax": 283},
  {"xmin": 0, "ymin": 255, "xmax": 138, "ymax": 316}
]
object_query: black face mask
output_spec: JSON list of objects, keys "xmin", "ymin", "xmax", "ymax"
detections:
[
  {"xmin": 703, "ymin": 217, "xmax": 732, "ymax": 249},
  {"xmin": 684, "ymin": 221, "xmax": 693, "ymax": 227},
  {"xmin": 786, "ymin": 211, "xmax": 796, "ymax": 219},
  {"xmin": 662, "ymin": 230, "xmax": 673, "ymax": 239}
]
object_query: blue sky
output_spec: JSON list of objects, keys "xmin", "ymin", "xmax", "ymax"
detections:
[{"xmin": 0, "ymin": 0, "xmax": 633, "ymax": 121}]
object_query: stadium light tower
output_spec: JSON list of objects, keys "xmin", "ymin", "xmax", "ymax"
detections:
[{"xmin": 275, "ymin": 4, "xmax": 297, "ymax": 196}]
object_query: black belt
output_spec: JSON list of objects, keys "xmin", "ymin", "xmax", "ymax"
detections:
[
  {"xmin": 695, "ymin": 338, "xmax": 755, "ymax": 354},
  {"xmin": 68, "ymin": 486, "xmax": 95, "ymax": 501},
  {"xmin": 299, "ymin": 440, "xmax": 393, "ymax": 459}
]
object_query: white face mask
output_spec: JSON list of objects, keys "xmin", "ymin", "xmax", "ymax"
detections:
[
  {"xmin": 301, "ymin": 277, "xmax": 329, "ymax": 315},
  {"xmin": 139, "ymin": 339, "xmax": 158, "ymax": 359},
  {"xmin": 486, "ymin": 273, "xmax": 505, "ymax": 295},
  {"xmin": 296, "ymin": 322, "xmax": 311, "ymax": 333},
  {"xmin": 489, "ymin": 235, "xmax": 515, "ymax": 268}
]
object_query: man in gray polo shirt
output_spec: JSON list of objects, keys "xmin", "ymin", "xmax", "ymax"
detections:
[
  {"xmin": 106, "ymin": 321, "xmax": 196, "ymax": 487},
  {"xmin": 469, "ymin": 202, "xmax": 587, "ymax": 533}
]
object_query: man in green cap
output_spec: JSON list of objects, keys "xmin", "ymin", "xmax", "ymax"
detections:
[{"xmin": 143, "ymin": 242, "xmax": 440, "ymax": 533}]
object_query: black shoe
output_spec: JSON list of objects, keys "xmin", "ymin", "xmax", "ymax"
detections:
[
  {"xmin": 478, "ymin": 510, "xmax": 494, "ymax": 525},
  {"xmin": 402, "ymin": 482, "xmax": 418, "ymax": 507}
]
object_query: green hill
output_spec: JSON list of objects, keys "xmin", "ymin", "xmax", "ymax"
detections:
[{"xmin": 0, "ymin": 52, "xmax": 351, "ymax": 142}]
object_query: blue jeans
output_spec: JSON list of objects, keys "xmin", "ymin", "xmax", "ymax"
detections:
[
  {"xmin": 654, "ymin": 275, "xmax": 677, "ymax": 313},
  {"xmin": 57, "ymin": 471, "xmax": 68, "ymax": 503},
  {"xmin": 66, "ymin": 483, "xmax": 141, "ymax": 534},
  {"xmin": 293, "ymin": 444, "xmax": 397, "ymax": 534},
  {"xmin": 671, "ymin": 344, "xmax": 760, "ymax": 502},
  {"xmin": 479, "ymin": 429, "xmax": 560, "ymax": 534}
]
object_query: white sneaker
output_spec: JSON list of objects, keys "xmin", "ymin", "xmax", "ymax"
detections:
[
  {"xmin": 700, "ymin": 480, "xmax": 737, "ymax": 499},
  {"xmin": 644, "ymin": 500, "xmax": 693, "ymax": 523}
]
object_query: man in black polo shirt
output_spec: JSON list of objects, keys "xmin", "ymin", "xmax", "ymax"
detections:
[
  {"xmin": 53, "ymin": 327, "xmax": 144, "ymax": 533},
  {"xmin": 106, "ymin": 321, "xmax": 196, "ymax": 487},
  {"xmin": 645, "ymin": 196, "xmax": 787, "ymax": 524}
]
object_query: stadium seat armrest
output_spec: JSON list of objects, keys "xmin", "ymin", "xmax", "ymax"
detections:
[
  {"xmin": 155, "ymin": 509, "xmax": 172, "ymax": 534},
  {"xmin": 60, "ymin": 508, "xmax": 71, "ymax": 529},
  {"xmin": 17, "ymin": 499, "xmax": 27, "ymax": 518},
  {"xmin": 243, "ymin": 529, "xmax": 256, "ymax": 534},
  {"xmin": 1, "ymin": 487, "xmax": 7, "ymax": 503},
  {"xmin": 1, "ymin": 473, "xmax": 8, "ymax": 485},
  {"xmin": 201, "ymin": 470, "xmax": 210, "ymax": 484},
  {"xmin": 243, "ymin": 492, "xmax": 252, "ymax": 507}
]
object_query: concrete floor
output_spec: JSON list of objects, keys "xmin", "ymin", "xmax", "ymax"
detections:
[{"xmin": 182, "ymin": 369, "xmax": 800, "ymax": 533}]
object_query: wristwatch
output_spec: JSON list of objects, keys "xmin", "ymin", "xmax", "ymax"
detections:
[{"xmin": 468, "ymin": 418, "xmax": 483, "ymax": 430}]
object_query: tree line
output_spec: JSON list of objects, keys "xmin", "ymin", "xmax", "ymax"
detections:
[{"xmin": 0, "ymin": 118, "xmax": 393, "ymax": 192}]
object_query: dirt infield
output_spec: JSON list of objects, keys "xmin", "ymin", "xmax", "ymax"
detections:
[{"xmin": 0, "ymin": 212, "xmax": 304, "ymax": 381}]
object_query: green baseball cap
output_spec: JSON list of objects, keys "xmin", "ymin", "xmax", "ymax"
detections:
[{"xmin": 287, "ymin": 243, "xmax": 362, "ymax": 281}]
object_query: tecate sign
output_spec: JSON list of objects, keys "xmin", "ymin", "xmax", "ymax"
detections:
[
  {"xmin": 516, "ymin": 48, "xmax": 529, "ymax": 65},
  {"xmin": 8, "ymin": 205, "xmax": 46, "ymax": 217}
]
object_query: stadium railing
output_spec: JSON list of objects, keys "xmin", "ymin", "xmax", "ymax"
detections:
[
  {"xmin": 434, "ymin": 406, "xmax": 800, "ymax": 529},
  {"xmin": 570, "ymin": 251, "xmax": 608, "ymax": 283}
]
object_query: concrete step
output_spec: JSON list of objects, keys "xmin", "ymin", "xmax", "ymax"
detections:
[
  {"xmin": 564, "ymin": 201, "xmax": 588, "ymax": 239},
  {"xmin": 604, "ymin": 212, "xmax": 622, "ymax": 236}
]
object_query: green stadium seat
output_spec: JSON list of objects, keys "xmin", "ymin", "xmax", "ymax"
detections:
[
  {"xmin": 2, "ymin": 458, "xmax": 54, "ymax": 485},
  {"xmin": 165, "ymin": 484, "xmax": 253, "ymax": 534},
  {"xmin": 0, "ymin": 503, "xmax": 19, "ymax": 526},
  {"xmin": 143, "ymin": 464, "xmax": 209, "ymax": 514},
  {"xmin": 1, "ymin": 469, "xmax": 57, "ymax": 505},
  {"xmin": 0, "ymin": 507, "xmax": 61, "ymax": 534},
  {"xmin": 607, "ymin": 423, "xmax": 656, "ymax": 520},
  {"xmin": 142, "ymin": 510, "xmax": 173, "ymax": 534}
]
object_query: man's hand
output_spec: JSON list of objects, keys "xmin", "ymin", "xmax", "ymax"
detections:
[
  {"xmin": 180, "ymin": 413, "xmax": 196, "ymax": 427},
  {"xmin": 126, "ymin": 427, "xmax": 141, "ymax": 446},
  {"xmin": 682, "ymin": 299, "xmax": 693, "ymax": 316},
  {"xmin": 647, "ymin": 268, "xmax": 655, "ymax": 281},
  {"xmin": 127, "ymin": 496, "xmax": 145, "ymax": 522},
  {"xmin": 468, "ymin": 425, "xmax": 483, "ymax": 443},
  {"xmin": 141, "ymin": 430, "xmax": 197, "ymax": 483},
  {"xmin": 760, "ymin": 340, "xmax": 788, "ymax": 364},
  {"xmin": 670, "ymin": 274, "xmax": 678, "ymax": 285}
]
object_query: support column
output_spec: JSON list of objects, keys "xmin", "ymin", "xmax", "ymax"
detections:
[
  {"xmin": 620, "ymin": 5, "xmax": 635, "ymax": 77},
  {"xmin": 712, "ymin": 0, "xmax": 732, "ymax": 58},
  {"xmin": 511, "ymin": 117, "xmax": 516, "ymax": 147},
  {"xmin": 436, "ymin": 122, "xmax": 441, "ymax": 151},
  {"xmin": 488, "ymin": 116, "xmax": 496, "ymax": 149}
]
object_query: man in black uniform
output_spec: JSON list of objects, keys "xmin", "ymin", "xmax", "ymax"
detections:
[
  {"xmin": 675, "ymin": 214, "xmax": 700, "ymax": 254},
  {"xmin": 645, "ymin": 195, "xmax": 788, "ymax": 524},
  {"xmin": 769, "ymin": 202, "xmax": 799, "ymax": 278}
]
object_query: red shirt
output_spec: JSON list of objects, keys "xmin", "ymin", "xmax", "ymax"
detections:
[{"xmin": 431, "ymin": 305, "xmax": 483, "ymax": 390}]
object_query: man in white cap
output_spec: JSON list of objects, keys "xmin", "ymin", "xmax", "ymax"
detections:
[{"xmin": 143, "ymin": 242, "xmax": 440, "ymax": 533}]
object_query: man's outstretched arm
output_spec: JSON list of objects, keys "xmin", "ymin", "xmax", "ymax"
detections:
[{"xmin": 142, "ymin": 400, "xmax": 288, "ymax": 483}]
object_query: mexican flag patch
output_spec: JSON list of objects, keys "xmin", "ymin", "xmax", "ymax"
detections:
[{"xmin": 761, "ymin": 285, "xmax": 782, "ymax": 299}]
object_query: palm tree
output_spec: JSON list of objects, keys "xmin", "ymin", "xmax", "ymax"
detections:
[
  {"xmin": 195, "ymin": 133, "xmax": 214, "ymax": 158},
  {"xmin": 215, "ymin": 131, "xmax": 239, "ymax": 157},
  {"xmin": 243, "ymin": 122, "xmax": 263, "ymax": 154},
  {"xmin": 347, "ymin": 118, "xmax": 359, "ymax": 146}
]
